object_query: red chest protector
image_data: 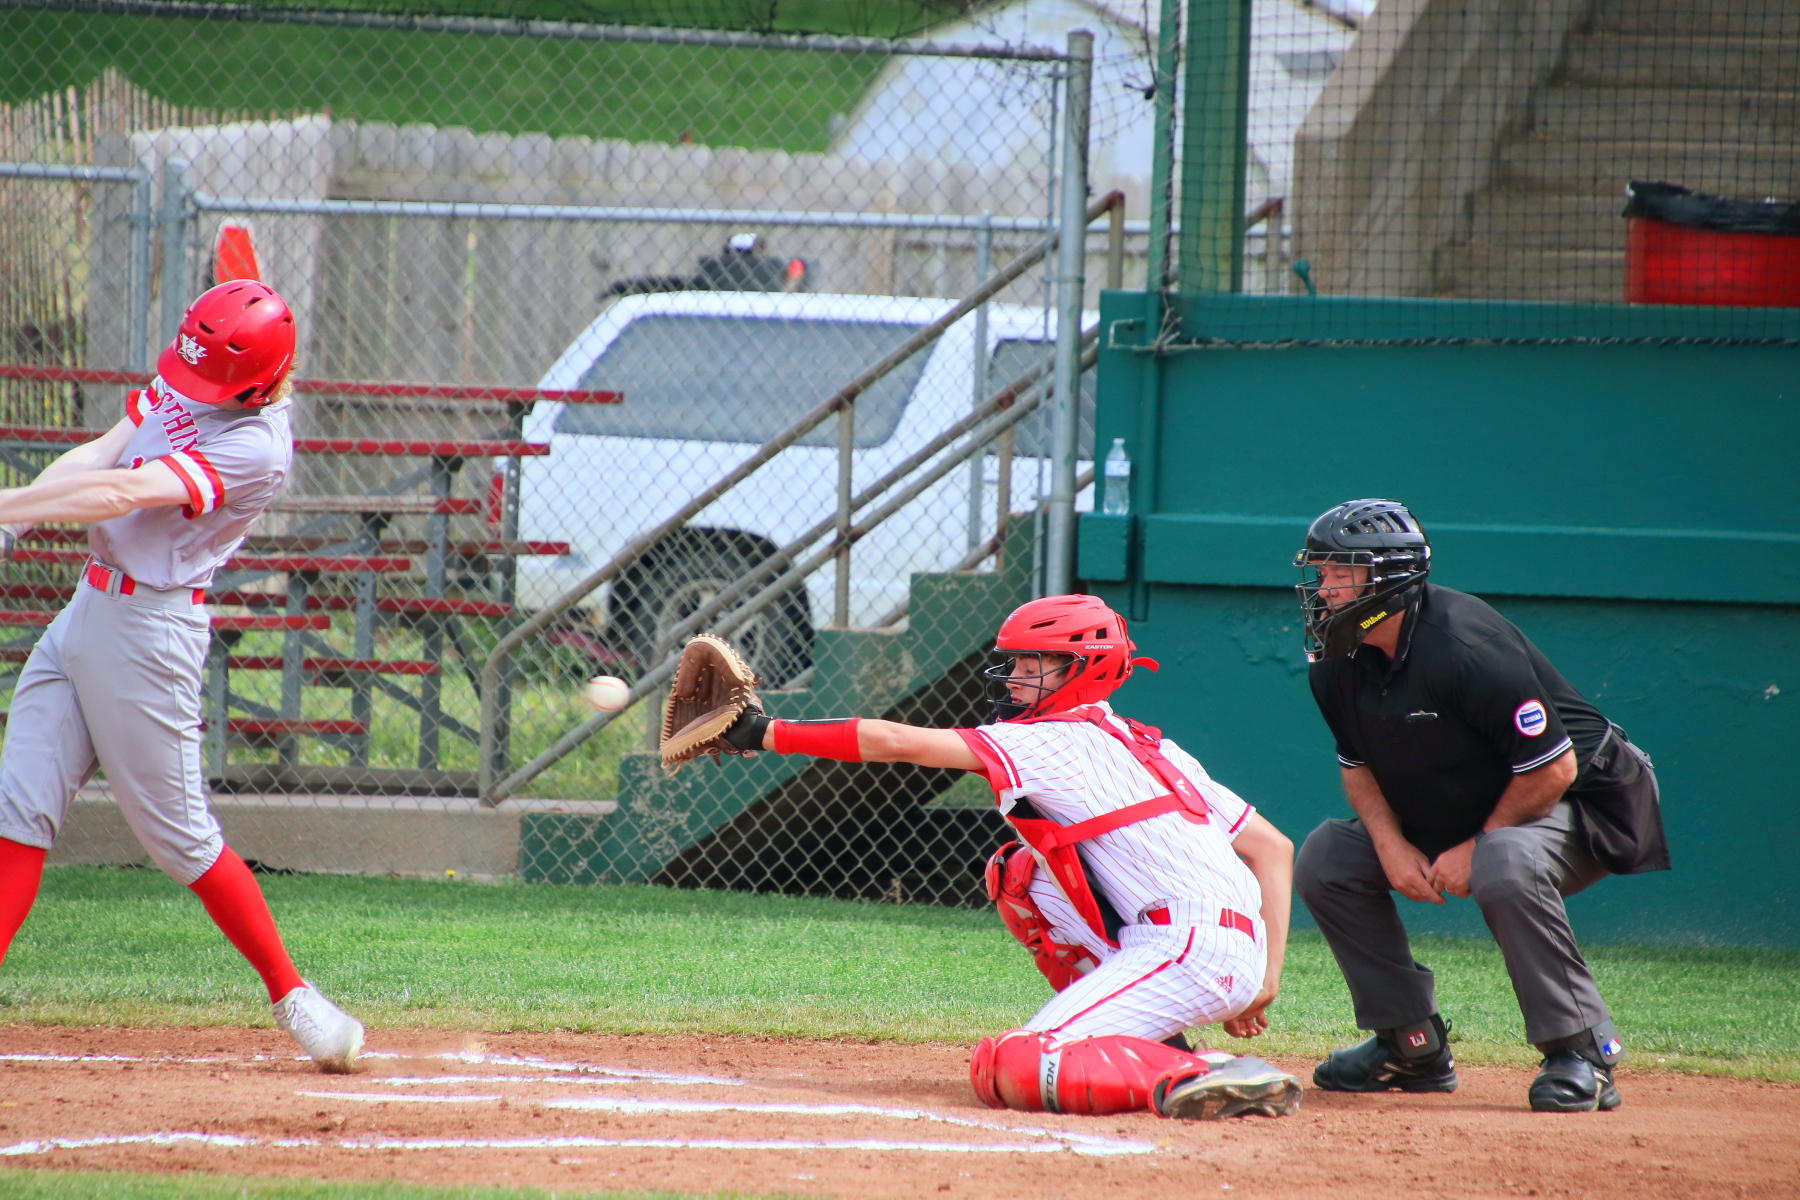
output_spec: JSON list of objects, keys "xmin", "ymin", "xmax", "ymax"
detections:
[{"xmin": 998, "ymin": 705, "xmax": 1212, "ymax": 949}]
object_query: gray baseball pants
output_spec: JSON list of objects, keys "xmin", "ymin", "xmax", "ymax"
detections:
[
  {"xmin": 1295, "ymin": 801, "xmax": 1612, "ymax": 1047},
  {"xmin": 0, "ymin": 581, "xmax": 223, "ymax": 886}
]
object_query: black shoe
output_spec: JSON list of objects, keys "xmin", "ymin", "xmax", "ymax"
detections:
[
  {"xmin": 1529, "ymin": 1050, "xmax": 1621, "ymax": 1113},
  {"xmin": 1313, "ymin": 1014, "xmax": 1458, "ymax": 1094}
]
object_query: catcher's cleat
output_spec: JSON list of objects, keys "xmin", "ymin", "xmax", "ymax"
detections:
[
  {"xmin": 1313, "ymin": 1013, "xmax": 1458, "ymax": 1094},
  {"xmin": 1529, "ymin": 1050, "xmax": 1622, "ymax": 1113},
  {"xmin": 273, "ymin": 983, "xmax": 364, "ymax": 1074},
  {"xmin": 1153, "ymin": 1056, "xmax": 1303, "ymax": 1121}
]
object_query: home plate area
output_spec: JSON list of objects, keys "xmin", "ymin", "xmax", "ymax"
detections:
[{"xmin": 0, "ymin": 1029, "xmax": 1794, "ymax": 1199}]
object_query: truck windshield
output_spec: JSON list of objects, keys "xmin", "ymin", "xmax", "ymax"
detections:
[
  {"xmin": 989, "ymin": 339, "xmax": 1097, "ymax": 459},
  {"xmin": 557, "ymin": 314, "xmax": 929, "ymax": 448}
]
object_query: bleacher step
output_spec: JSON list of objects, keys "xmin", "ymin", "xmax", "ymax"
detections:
[
  {"xmin": 1433, "ymin": 245, "xmax": 1625, "ymax": 303},
  {"xmin": 1590, "ymin": 0, "xmax": 1800, "ymax": 39},
  {"xmin": 1496, "ymin": 137, "xmax": 1800, "ymax": 197},
  {"xmin": 1562, "ymin": 33, "xmax": 1800, "ymax": 93}
]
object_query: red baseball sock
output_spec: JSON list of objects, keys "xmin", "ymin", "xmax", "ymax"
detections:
[
  {"xmin": 188, "ymin": 847, "xmax": 305, "ymax": 1003},
  {"xmin": 0, "ymin": 838, "xmax": 47, "ymax": 969}
]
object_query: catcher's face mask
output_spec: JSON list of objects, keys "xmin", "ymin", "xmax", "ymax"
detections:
[{"xmin": 982, "ymin": 652, "xmax": 1076, "ymax": 722}]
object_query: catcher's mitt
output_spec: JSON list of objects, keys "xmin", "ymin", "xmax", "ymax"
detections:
[{"xmin": 659, "ymin": 634, "xmax": 763, "ymax": 772}]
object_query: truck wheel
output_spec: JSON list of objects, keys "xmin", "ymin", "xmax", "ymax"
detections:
[{"xmin": 613, "ymin": 530, "xmax": 813, "ymax": 687}]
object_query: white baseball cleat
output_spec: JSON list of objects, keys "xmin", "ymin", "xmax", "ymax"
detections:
[
  {"xmin": 1153, "ymin": 1055, "xmax": 1303, "ymax": 1120},
  {"xmin": 272, "ymin": 983, "xmax": 364, "ymax": 1073}
]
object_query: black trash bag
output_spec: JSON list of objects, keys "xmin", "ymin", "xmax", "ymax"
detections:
[{"xmin": 1622, "ymin": 181, "xmax": 1800, "ymax": 236}]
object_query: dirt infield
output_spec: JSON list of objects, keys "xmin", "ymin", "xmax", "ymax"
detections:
[{"xmin": 0, "ymin": 1027, "xmax": 1792, "ymax": 1199}]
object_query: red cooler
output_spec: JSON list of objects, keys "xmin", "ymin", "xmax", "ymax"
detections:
[{"xmin": 1622, "ymin": 181, "xmax": 1800, "ymax": 307}]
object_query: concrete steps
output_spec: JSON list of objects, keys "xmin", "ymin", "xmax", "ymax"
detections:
[
  {"xmin": 1467, "ymin": 192, "xmax": 1623, "ymax": 251},
  {"xmin": 1564, "ymin": 34, "xmax": 1800, "ymax": 93},
  {"xmin": 1495, "ymin": 138, "xmax": 1800, "ymax": 199},
  {"xmin": 1591, "ymin": 0, "xmax": 1800, "ymax": 39},
  {"xmin": 1530, "ymin": 86, "xmax": 1800, "ymax": 145},
  {"xmin": 1433, "ymin": 244, "xmax": 1625, "ymax": 303},
  {"xmin": 518, "ymin": 520, "xmax": 1034, "ymax": 898},
  {"xmin": 1433, "ymin": 1, "xmax": 1800, "ymax": 300}
]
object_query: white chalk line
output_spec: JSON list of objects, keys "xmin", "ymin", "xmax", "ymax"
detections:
[
  {"xmin": 0, "ymin": 1051, "xmax": 731, "ymax": 1085},
  {"xmin": 424, "ymin": 1053, "xmax": 740, "ymax": 1086},
  {"xmin": 0, "ymin": 1046, "xmax": 1156, "ymax": 1158},
  {"xmin": 342, "ymin": 1134, "xmax": 1146, "ymax": 1155},
  {"xmin": 296, "ymin": 1092, "xmax": 501, "ymax": 1104},
  {"xmin": 367, "ymin": 1074, "xmax": 708, "ymax": 1088},
  {"xmin": 0, "ymin": 1133, "xmax": 319, "ymax": 1155},
  {"xmin": 0, "ymin": 1129, "xmax": 1153, "ymax": 1158},
  {"xmin": 540, "ymin": 1096, "xmax": 1147, "ymax": 1154}
]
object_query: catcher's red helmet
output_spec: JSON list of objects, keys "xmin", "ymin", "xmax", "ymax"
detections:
[
  {"xmin": 156, "ymin": 280, "xmax": 295, "ymax": 407},
  {"xmin": 985, "ymin": 594, "xmax": 1157, "ymax": 720}
]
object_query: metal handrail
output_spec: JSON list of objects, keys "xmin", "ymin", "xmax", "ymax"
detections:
[
  {"xmin": 484, "ymin": 339, "xmax": 1098, "ymax": 803},
  {"xmin": 192, "ymin": 193, "xmax": 1137, "ymax": 235},
  {"xmin": 475, "ymin": 190, "xmax": 1125, "ymax": 798},
  {"xmin": 0, "ymin": 162, "xmax": 147, "ymax": 182},
  {"xmin": 639, "ymin": 326, "xmax": 1099, "ymax": 670}
]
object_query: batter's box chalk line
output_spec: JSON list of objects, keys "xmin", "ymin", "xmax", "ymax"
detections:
[
  {"xmin": 0, "ymin": 1048, "xmax": 1155, "ymax": 1159},
  {"xmin": 0, "ymin": 1128, "xmax": 1154, "ymax": 1159}
]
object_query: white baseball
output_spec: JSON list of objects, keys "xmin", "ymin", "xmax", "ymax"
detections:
[{"xmin": 582, "ymin": 675, "xmax": 630, "ymax": 712}]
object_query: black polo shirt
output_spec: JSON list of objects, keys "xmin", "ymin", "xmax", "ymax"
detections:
[{"xmin": 1308, "ymin": 583, "xmax": 1610, "ymax": 858}]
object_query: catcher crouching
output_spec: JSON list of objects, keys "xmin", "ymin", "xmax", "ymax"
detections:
[{"xmin": 660, "ymin": 595, "xmax": 1302, "ymax": 1121}]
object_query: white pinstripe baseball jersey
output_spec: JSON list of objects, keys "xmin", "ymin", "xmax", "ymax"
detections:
[
  {"xmin": 962, "ymin": 702, "xmax": 1263, "ymax": 929},
  {"xmin": 87, "ymin": 377, "xmax": 293, "ymax": 590}
]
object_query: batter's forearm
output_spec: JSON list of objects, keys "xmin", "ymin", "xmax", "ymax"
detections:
[
  {"xmin": 0, "ymin": 474, "xmax": 136, "ymax": 525},
  {"xmin": 0, "ymin": 464, "xmax": 187, "ymax": 526},
  {"xmin": 32, "ymin": 421, "xmax": 135, "ymax": 487}
]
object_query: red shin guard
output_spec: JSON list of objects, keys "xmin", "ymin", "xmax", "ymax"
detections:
[
  {"xmin": 770, "ymin": 718, "xmax": 862, "ymax": 761},
  {"xmin": 0, "ymin": 838, "xmax": 47, "ymax": 968},
  {"xmin": 188, "ymin": 847, "xmax": 306, "ymax": 1003},
  {"xmin": 984, "ymin": 842, "xmax": 1098, "ymax": 991},
  {"xmin": 970, "ymin": 1029, "xmax": 1205, "ymax": 1115}
]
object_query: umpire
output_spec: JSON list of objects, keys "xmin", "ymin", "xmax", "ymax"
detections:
[{"xmin": 1290, "ymin": 499, "xmax": 1669, "ymax": 1113}]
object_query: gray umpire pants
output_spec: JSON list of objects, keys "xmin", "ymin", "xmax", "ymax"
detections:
[
  {"xmin": 1295, "ymin": 801, "xmax": 1611, "ymax": 1047},
  {"xmin": 0, "ymin": 581, "xmax": 224, "ymax": 886}
]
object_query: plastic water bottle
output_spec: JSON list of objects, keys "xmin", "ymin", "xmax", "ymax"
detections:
[{"xmin": 1102, "ymin": 438, "xmax": 1131, "ymax": 516}]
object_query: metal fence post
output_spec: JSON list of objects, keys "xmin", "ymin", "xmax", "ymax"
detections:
[
  {"xmin": 159, "ymin": 158, "xmax": 191, "ymax": 345},
  {"xmin": 1045, "ymin": 30, "xmax": 1093, "ymax": 596},
  {"xmin": 128, "ymin": 158, "xmax": 154, "ymax": 369},
  {"xmin": 965, "ymin": 213, "xmax": 993, "ymax": 553},
  {"xmin": 833, "ymin": 399, "xmax": 855, "ymax": 628}
]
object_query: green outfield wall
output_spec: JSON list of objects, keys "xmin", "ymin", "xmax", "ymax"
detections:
[{"xmin": 1081, "ymin": 290, "xmax": 1800, "ymax": 948}]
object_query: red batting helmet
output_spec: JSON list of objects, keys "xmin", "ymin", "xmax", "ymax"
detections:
[
  {"xmin": 983, "ymin": 594, "xmax": 1158, "ymax": 721},
  {"xmin": 156, "ymin": 280, "xmax": 296, "ymax": 408}
]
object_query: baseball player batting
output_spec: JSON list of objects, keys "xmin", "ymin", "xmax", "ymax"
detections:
[
  {"xmin": 0, "ymin": 281, "xmax": 363, "ymax": 1072},
  {"xmin": 662, "ymin": 596, "xmax": 1302, "ymax": 1120}
]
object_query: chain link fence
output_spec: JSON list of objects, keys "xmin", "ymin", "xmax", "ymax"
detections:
[
  {"xmin": 0, "ymin": 0, "xmax": 1154, "ymax": 903},
  {"xmin": 4, "ymin": 0, "xmax": 1791, "ymax": 903},
  {"xmin": 1257, "ymin": 0, "xmax": 1799, "ymax": 341}
]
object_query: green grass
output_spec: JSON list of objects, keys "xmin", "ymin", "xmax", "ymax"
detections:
[
  {"xmin": 0, "ymin": 1167, "xmax": 763, "ymax": 1199},
  {"xmin": 0, "ymin": 2, "xmax": 998, "ymax": 151},
  {"xmin": 4, "ymin": 866, "xmax": 1799, "ymax": 1081}
]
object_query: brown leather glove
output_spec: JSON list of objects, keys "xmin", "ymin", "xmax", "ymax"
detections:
[{"xmin": 658, "ymin": 633, "xmax": 762, "ymax": 773}]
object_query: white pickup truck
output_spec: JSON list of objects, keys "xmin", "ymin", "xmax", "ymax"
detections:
[{"xmin": 516, "ymin": 290, "xmax": 1094, "ymax": 684}]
